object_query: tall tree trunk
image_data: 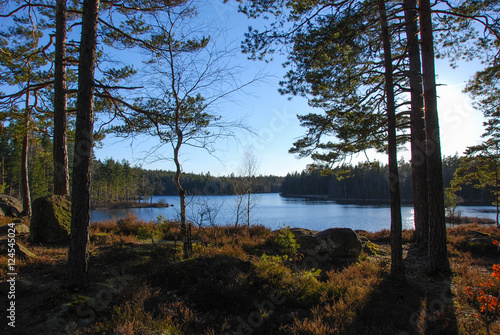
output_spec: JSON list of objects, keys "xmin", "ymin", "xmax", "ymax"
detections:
[
  {"xmin": 378, "ymin": 0, "xmax": 404, "ymax": 278},
  {"xmin": 173, "ymin": 131, "xmax": 191, "ymax": 258},
  {"xmin": 403, "ymin": 0, "xmax": 428, "ymax": 248},
  {"xmin": 0, "ymin": 123, "xmax": 4, "ymax": 188},
  {"xmin": 496, "ymin": 168, "xmax": 499, "ymax": 226},
  {"xmin": 21, "ymin": 88, "xmax": 32, "ymax": 217},
  {"xmin": 68, "ymin": 0, "xmax": 100, "ymax": 289},
  {"xmin": 1, "ymin": 155, "xmax": 4, "ymax": 188},
  {"xmin": 495, "ymin": 148, "xmax": 499, "ymax": 226},
  {"xmin": 418, "ymin": 0, "xmax": 451, "ymax": 274},
  {"xmin": 54, "ymin": 0, "xmax": 69, "ymax": 195}
]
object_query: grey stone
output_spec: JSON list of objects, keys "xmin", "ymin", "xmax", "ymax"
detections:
[
  {"xmin": 295, "ymin": 227, "xmax": 362, "ymax": 264},
  {"xmin": 289, "ymin": 228, "xmax": 316, "ymax": 239}
]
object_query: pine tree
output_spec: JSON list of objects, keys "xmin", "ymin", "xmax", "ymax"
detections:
[
  {"xmin": 403, "ymin": 0, "xmax": 428, "ymax": 248},
  {"xmin": 378, "ymin": 0, "xmax": 403, "ymax": 278},
  {"xmin": 419, "ymin": 0, "xmax": 451, "ymax": 274},
  {"xmin": 68, "ymin": 0, "xmax": 100, "ymax": 289},
  {"xmin": 0, "ymin": 7, "xmax": 53, "ymax": 215}
]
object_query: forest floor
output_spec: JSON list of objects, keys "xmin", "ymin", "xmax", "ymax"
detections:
[{"xmin": 1, "ymin": 215, "xmax": 499, "ymax": 335}]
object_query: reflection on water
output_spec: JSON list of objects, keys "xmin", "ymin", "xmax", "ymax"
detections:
[{"xmin": 90, "ymin": 193, "xmax": 497, "ymax": 232}]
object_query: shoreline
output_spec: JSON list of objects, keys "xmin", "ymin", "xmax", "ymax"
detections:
[
  {"xmin": 91, "ymin": 201, "xmax": 172, "ymax": 210},
  {"xmin": 280, "ymin": 194, "xmax": 412, "ymax": 205},
  {"xmin": 280, "ymin": 193, "xmax": 496, "ymax": 206}
]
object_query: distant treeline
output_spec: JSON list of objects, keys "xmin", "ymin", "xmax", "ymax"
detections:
[
  {"xmin": 3, "ymin": 151, "xmax": 490, "ymax": 206},
  {"xmin": 91, "ymin": 158, "xmax": 283, "ymax": 206},
  {"xmin": 281, "ymin": 155, "xmax": 494, "ymax": 205}
]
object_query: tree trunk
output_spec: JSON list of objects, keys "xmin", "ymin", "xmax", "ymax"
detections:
[
  {"xmin": 1, "ymin": 155, "xmax": 4, "ymax": 187},
  {"xmin": 1, "ymin": 123, "xmax": 4, "ymax": 187},
  {"xmin": 246, "ymin": 191, "xmax": 251, "ymax": 226},
  {"xmin": 54, "ymin": 0, "xmax": 70, "ymax": 195},
  {"xmin": 419, "ymin": 0, "xmax": 451, "ymax": 274},
  {"xmin": 378, "ymin": 0, "xmax": 404, "ymax": 278},
  {"xmin": 68, "ymin": 0, "xmax": 100, "ymax": 289},
  {"xmin": 21, "ymin": 89, "xmax": 32, "ymax": 217},
  {"xmin": 173, "ymin": 131, "xmax": 191, "ymax": 258},
  {"xmin": 403, "ymin": 0, "xmax": 428, "ymax": 248},
  {"xmin": 495, "ymin": 145, "xmax": 499, "ymax": 226}
]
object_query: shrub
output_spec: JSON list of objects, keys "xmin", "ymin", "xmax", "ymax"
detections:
[
  {"xmin": 116, "ymin": 213, "xmax": 149, "ymax": 235},
  {"xmin": 463, "ymin": 239, "xmax": 500, "ymax": 335},
  {"xmin": 255, "ymin": 254, "xmax": 325, "ymax": 307},
  {"xmin": 91, "ymin": 219, "xmax": 119, "ymax": 234},
  {"xmin": 273, "ymin": 226, "xmax": 300, "ymax": 257}
]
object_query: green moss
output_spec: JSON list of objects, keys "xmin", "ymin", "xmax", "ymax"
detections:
[{"xmin": 365, "ymin": 241, "xmax": 380, "ymax": 255}]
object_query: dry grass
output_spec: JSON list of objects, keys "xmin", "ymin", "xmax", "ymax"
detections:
[
  {"xmin": 3, "ymin": 214, "xmax": 500, "ymax": 334},
  {"xmin": 357, "ymin": 228, "xmax": 415, "ymax": 243}
]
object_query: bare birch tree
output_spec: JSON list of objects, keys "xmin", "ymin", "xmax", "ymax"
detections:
[
  {"xmin": 235, "ymin": 147, "xmax": 260, "ymax": 226},
  {"xmin": 109, "ymin": 2, "xmax": 260, "ymax": 257}
]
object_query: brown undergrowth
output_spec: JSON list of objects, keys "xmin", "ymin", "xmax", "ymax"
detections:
[{"xmin": 0, "ymin": 217, "xmax": 499, "ymax": 334}]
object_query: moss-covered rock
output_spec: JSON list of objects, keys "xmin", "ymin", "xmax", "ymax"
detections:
[
  {"xmin": 30, "ymin": 195, "xmax": 71, "ymax": 243},
  {"xmin": 296, "ymin": 228, "xmax": 362, "ymax": 265},
  {"xmin": 0, "ymin": 194, "xmax": 23, "ymax": 217}
]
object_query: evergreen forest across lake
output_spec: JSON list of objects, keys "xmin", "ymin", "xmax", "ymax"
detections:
[
  {"xmin": 84, "ymin": 155, "xmax": 493, "ymax": 207},
  {"xmin": 2, "ymin": 154, "xmax": 493, "ymax": 210}
]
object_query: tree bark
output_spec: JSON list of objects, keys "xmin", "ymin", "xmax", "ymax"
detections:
[
  {"xmin": 54, "ymin": 0, "xmax": 70, "ymax": 195},
  {"xmin": 246, "ymin": 191, "xmax": 251, "ymax": 226},
  {"xmin": 173, "ymin": 129, "xmax": 191, "ymax": 258},
  {"xmin": 403, "ymin": 0, "xmax": 428, "ymax": 248},
  {"xmin": 418, "ymin": 0, "xmax": 451, "ymax": 274},
  {"xmin": 68, "ymin": 0, "xmax": 100, "ymax": 289},
  {"xmin": 378, "ymin": 0, "xmax": 404, "ymax": 278},
  {"xmin": 21, "ymin": 88, "xmax": 32, "ymax": 217}
]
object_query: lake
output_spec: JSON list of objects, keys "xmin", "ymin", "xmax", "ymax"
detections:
[{"xmin": 90, "ymin": 193, "xmax": 497, "ymax": 232}]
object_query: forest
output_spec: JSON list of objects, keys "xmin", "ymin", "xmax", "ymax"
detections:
[
  {"xmin": 281, "ymin": 155, "xmax": 495, "ymax": 205},
  {"xmin": 1, "ymin": 143, "xmax": 492, "ymax": 209},
  {"xmin": 90, "ymin": 158, "xmax": 283, "ymax": 206}
]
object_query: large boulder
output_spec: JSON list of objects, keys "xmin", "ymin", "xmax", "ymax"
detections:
[
  {"xmin": 30, "ymin": 195, "xmax": 71, "ymax": 243},
  {"xmin": 0, "ymin": 195, "xmax": 23, "ymax": 217},
  {"xmin": 465, "ymin": 230, "xmax": 497, "ymax": 253},
  {"xmin": 292, "ymin": 227, "xmax": 362, "ymax": 265}
]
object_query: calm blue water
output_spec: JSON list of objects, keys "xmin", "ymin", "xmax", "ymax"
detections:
[{"xmin": 90, "ymin": 193, "xmax": 497, "ymax": 232}]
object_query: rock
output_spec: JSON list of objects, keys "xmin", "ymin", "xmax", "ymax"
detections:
[
  {"xmin": 0, "ymin": 222, "xmax": 30, "ymax": 236},
  {"xmin": 296, "ymin": 228, "xmax": 362, "ymax": 264},
  {"xmin": 30, "ymin": 195, "xmax": 71, "ymax": 243},
  {"xmin": 14, "ymin": 223, "xmax": 30, "ymax": 234},
  {"xmin": 15, "ymin": 242, "xmax": 37, "ymax": 259},
  {"xmin": 466, "ymin": 237, "xmax": 496, "ymax": 250},
  {"xmin": 0, "ymin": 195, "xmax": 23, "ymax": 217},
  {"xmin": 465, "ymin": 230, "xmax": 490, "ymax": 238},
  {"xmin": 0, "ymin": 241, "xmax": 36, "ymax": 259},
  {"xmin": 289, "ymin": 228, "xmax": 316, "ymax": 239},
  {"xmin": 358, "ymin": 235, "xmax": 380, "ymax": 255},
  {"xmin": 464, "ymin": 230, "xmax": 497, "ymax": 252}
]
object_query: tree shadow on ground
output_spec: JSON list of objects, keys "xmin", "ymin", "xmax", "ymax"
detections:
[{"xmin": 350, "ymin": 245, "xmax": 458, "ymax": 335}]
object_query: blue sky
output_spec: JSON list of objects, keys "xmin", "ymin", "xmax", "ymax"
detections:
[{"xmin": 92, "ymin": 1, "xmax": 486, "ymax": 176}]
